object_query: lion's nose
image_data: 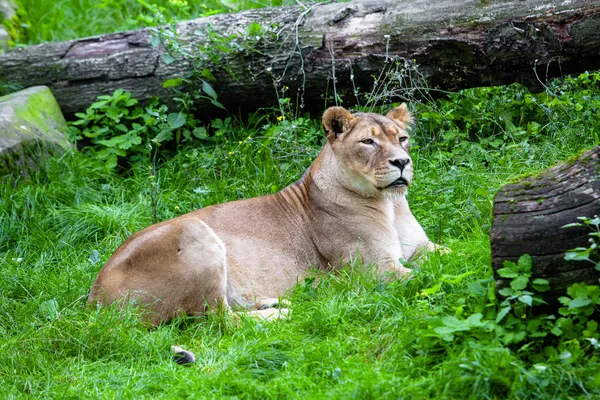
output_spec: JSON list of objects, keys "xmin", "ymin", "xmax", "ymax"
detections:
[{"xmin": 389, "ymin": 158, "xmax": 410, "ymax": 171}]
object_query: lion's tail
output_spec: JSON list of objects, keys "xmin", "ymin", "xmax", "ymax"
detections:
[{"xmin": 171, "ymin": 345, "xmax": 196, "ymax": 365}]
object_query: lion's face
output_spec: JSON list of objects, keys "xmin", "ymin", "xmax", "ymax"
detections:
[{"xmin": 322, "ymin": 104, "xmax": 414, "ymax": 198}]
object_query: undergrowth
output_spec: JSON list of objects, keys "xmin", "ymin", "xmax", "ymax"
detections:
[
  {"xmin": 1, "ymin": 70, "xmax": 600, "ymax": 398},
  {"xmin": 12, "ymin": 0, "xmax": 301, "ymax": 46}
]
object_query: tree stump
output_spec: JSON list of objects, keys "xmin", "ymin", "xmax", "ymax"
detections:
[{"xmin": 491, "ymin": 146, "xmax": 600, "ymax": 298}]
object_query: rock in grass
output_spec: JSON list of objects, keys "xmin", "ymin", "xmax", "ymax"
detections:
[
  {"xmin": 0, "ymin": 26, "xmax": 8, "ymax": 53},
  {"xmin": 0, "ymin": 0, "xmax": 16, "ymax": 52},
  {"xmin": 0, "ymin": 86, "xmax": 72, "ymax": 180}
]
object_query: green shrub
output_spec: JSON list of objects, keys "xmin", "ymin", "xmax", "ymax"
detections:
[
  {"xmin": 67, "ymin": 89, "xmax": 202, "ymax": 168},
  {"xmin": 415, "ymin": 71, "xmax": 600, "ymax": 165}
]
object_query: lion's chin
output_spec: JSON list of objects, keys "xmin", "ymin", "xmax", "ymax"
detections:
[{"xmin": 384, "ymin": 185, "xmax": 408, "ymax": 199}]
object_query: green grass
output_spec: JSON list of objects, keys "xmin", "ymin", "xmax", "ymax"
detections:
[
  {"xmin": 2, "ymin": 75, "xmax": 600, "ymax": 398},
  {"xmin": 14, "ymin": 0, "xmax": 290, "ymax": 45}
]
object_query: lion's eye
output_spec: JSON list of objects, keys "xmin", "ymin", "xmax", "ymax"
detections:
[
  {"xmin": 399, "ymin": 136, "xmax": 408, "ymax": 143},
  {"xmin": 361, "ymin": 139, "xmax": 375, "ymax": 145}
]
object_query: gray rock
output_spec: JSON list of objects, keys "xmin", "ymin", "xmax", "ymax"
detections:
[
  {"xmin": 0, "ymin": 0, "xmax": 16, "ymax": 20},
  {"xmin": 0, "ymin": 0, "xmax": 15, "ymax": 53},
  {"xmin": 0, "ymin": 86, "xmax": 72, "ymax": 180}
]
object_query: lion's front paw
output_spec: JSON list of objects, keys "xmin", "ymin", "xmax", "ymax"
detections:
[
  {"xmin": 246, "ymin": 308, "xmax": 290, "ymax": 321},
  {"xmin": 434, "ymin": 245, "xmax": 452, "ymax": 255},
  {"xmin": 255, "ymin": 298, "xmax": 291, "ymax": 310},
  {"xmin": 394, "ymin": 265, "xmax": 412, "ymax": 278}
]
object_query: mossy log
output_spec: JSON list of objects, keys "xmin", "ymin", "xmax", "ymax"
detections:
[
  {"xmin": 0, "ymin": 0, "xmax": 599, "ymax": 116},
  {"xmin": 491, "ymin": 146, "xmax": 600, "ymax": 298}
]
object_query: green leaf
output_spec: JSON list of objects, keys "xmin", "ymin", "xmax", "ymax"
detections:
[
  {"xmin": 150, "ymin": 35, "xmax": 161, "ymax": 48},
  {"xmin": 210, "ymin": 99, "xmax": 226, "ymax": 110},
  {"xmin": 420, "ymin": 284, "xmax": 441, "ymax": 296},
  {"xmin": 496, "ymin": 306, "xmax": 511, "ymax": 323},
  {"xmin": 163, "ymin": 78, "xmax": 183, "ymax": 88},
  {"xmin": 568, "ymin": 283, "xmax": 589, "ymax": 299},
  {"xmin": 467, "ymin": 280, "xmax": 486, "ymax": 296},
  {"xmin": 465, "ymin": 313, "xmax": 484, "ymax": 327},
  {"xmin": 532, "ymin": 278, "xmax": 550, "ymax": 292},
  {"xmin": 201, "ymin": 80, "xmax": 219, "ymax": 100},
  {"xmin": 551, "ymin": 326, "xmax": 563, "ymax": 336},
  {"xmin": 499, "ymin": 287, "xmax": 514, "ymax": 297},
  {"xmin": 219, "ymin": 0, "xmax": 240, "ymax": 10},
  {"xmin": 518, "ymin": 295, "xmax": 533, "ymax": 306},
  {"xmin": 565, "ymin": 248, "xmax": 591, "ymax": 262},
  {"xmin": 432, "ymin": 327, "xmax": 455, "ymax": 342},
  {"xmin": 497, "ymin": 267, "xmax": 518, "ymax": 278},
  {"xmin": 517, "ymin": 254, "xmax": 532, "ymax": 272},
  {"xmin": 154, "ymin": 129, "xmax": 173, "ymax": 143},
  {"xmin": 568, "ymin": 297, "xmax": 592, "ymax": 309},
  {"xmin": 115, "ymin": 124, "xmax": 128, "ymax": 132},
  {"xmin": 558, "ymin": 296, "xmax": 571, "ymax": 306},
  {"xmin": 440, "ymin": 316, "xmax": 470, "ymax": 331},
  {"xmin": 124, "ymin": 98, "xmax": 138, "ymax": 107},
  {"xmin": 167, "ymin": 112, "xmax": 186, "ymax": 129},
  {"xmin": 192, "ymin": 127, "xmax": 208, "ymax": 140},
  {"xmin": 201, "ymin": 68, "xmax": 217, "ymax": 82},
  {"xmin": 97, "ymin": 134, "xmax": 141, "ymax": 150},
  {"xmin": 106, "ymin": 155, "xmax": 118, "ymax": 168},
  {"xmin": 162, "ymin": 53, "xmax": 175, "ymax": 64},
  {"xmin": 511, "ymin": 275, "xmax": 529, "ymax": 291},
  {"xmin": 88, "ymin": 250, "xmax": 101, "ymax": 264},
  {"xmin": 39, "ymin": 299, "xmax": 59, "ymax": 321},
  {"xmin": 246, "ymin": 21, "xmax": 263, "ymax": 37},
  {"xmin": 532, "ymin": 278, "xmax": 549, "ymax": 285}
]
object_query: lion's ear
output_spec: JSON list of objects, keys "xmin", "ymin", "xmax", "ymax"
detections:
[
  {"xmin": 322, "ymin": 107, "xmax": 355, "ymax": 143},
  {"xmin": 386, "ymin": 103, "xmax": 414, "ymax": 130}
]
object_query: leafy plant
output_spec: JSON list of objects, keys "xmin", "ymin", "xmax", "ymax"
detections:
[
  {"xmin": 563, "ymin": 216, "xmax": 600, "ymax": 270},
  {"xmin": 423, "ymin": 252, "xmax": 599, "ymax": 362},
  {"xmin": 414, "ymin": 71, "xmax": 600, "ymax": 167},
  {"xmin": 67, "ymin": 89, "xmax": 199, "ymax": 168},
  {"xmin": 149, "ymin": 17, "xmax": 278, "ymax": 118}
]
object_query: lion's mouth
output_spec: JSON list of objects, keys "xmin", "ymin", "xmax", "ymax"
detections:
[{"xmin": 386, "ymin": 177, "xmax": 409, "ymax": 188}]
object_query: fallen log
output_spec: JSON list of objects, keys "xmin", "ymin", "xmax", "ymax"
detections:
[
  {"xmin": 0, "ymin": 0, "xmax": 599, "ymax": 116},
  {"xmin": 491, "ymin": 146, "xmax": 600, "ymax": 299}
]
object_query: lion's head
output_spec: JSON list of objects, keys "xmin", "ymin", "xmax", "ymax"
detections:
[{"xmin": 322, "ymin": 104, "xmax": 414, "ymax": 198}]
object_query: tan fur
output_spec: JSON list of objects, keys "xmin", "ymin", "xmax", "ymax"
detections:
[{"xmin": 88, "ymin": 104, "xmax": 436, "ymax": 324}]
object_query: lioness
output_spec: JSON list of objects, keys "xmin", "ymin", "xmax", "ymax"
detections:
[{"xmin": 88, "ymin": 104, "xmax": 435, "ymax": 325}]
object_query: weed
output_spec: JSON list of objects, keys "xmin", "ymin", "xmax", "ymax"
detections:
[{"xmin": 67, "ymin": 89, "xmax": 199, "ymax": 168}]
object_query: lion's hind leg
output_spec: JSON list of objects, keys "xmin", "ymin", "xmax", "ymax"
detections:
[
  {"xmin": 89, "ymin": 217, "xmax": 230, "ymax": 325},
  {"xmin": 153, "ymin": 217, "xmax": 230, "ymax": 321}
]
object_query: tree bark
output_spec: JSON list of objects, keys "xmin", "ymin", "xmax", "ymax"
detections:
[
  {"xmin": 0, "ymin": 0, "xmax": 599, "ymax": 116},
  {"xmin": 491, "ymin": 146, "xmax": 600, "ymax": 299}
]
